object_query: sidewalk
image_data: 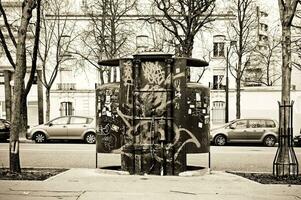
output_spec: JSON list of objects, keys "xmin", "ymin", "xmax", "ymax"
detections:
[{"xmin": 0, "ymin": 168, "xmax": 300, "ymax": 200}]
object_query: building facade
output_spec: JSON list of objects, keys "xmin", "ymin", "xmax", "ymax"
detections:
[{"xmin": 0, "ymin": 0, "xmax": 301, "ymax": 135}]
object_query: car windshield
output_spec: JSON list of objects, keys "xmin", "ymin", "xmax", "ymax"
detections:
[{"xmin": 231, "ymin": 120, "xmax": 247, "ymax": 129}]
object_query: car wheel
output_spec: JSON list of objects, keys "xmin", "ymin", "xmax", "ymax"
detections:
[
  {"xmin": 34, "ymin": 132, "xmax": 46, "ymax": 143},
  {"xmin": 263, "ymin": 135, "xmax": 276, "ymax": 147},
  {"xmin": 214, "ymin": 135, "xmax": 227, "ymax": 146},
  {"xmin": 85, "ymin": 133, "xmax": 96, "ymax": 144}
]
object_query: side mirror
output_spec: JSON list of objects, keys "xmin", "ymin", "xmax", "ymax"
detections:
[
  {"xmin": 48, "ymin": 123, "xmax": 53, "ymax": 127},
  {"xmin": 229, "ymin": 124, "xmax": 235, "ymax": 129}
]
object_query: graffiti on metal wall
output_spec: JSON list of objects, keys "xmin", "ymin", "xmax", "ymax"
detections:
[
  {"xmin": 123, "ymin": 61, "xmax": 133, "ymax": 104},
  {"xmin": 127, "ymin": 61, "xmax": 201, "ymax": 158},
  {"xmin": 97, "ymin": 59, "xmax": 210, "ymax": 157},
  {"xmin": 96, "ymin": 85, "xmax": 123, "ymax": 153}
]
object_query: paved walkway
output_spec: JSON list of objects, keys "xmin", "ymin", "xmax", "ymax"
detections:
[{"xmin": 0, "ymin": 168, "xmax": 300, "ymax": 200}]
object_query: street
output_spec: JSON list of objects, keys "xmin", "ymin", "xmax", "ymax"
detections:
[{"xmin": 1, "ymin": 142, "xmax": 301, "ymax": 172}]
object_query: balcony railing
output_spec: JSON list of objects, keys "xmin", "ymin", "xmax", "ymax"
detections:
[{"xmin": 57, "ymin": 83, "xmax": 76, "ymax": 90}]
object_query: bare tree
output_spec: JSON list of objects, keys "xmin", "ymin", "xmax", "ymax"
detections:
[
  {"xmin": 228, "ymin": 0, "xmax": 257, "ymax": 119},
  {"xmin": 197, "ymin": 47, "xmax": 212, "ymax": 82},
  {"xmin": 139, "ymin": 19, "xmax": 175, "ymax": 53},
  {"xmin": 274, "ymin": 0, "xmax": 300, "ymax": 177},
  {"xmin": 245, "ymin": 28, "xmax": 282, "ymax": 86},
  {"xmin": 0, "ymin": 0, "xmax": 41, "ymax": 173},
  {"xmin": 38, "ymin": 0, "xmax": 76, "ymax": 122},
  {"xmin": 153, "ymin": 0, "xmax": 215, "ymax": 58},
  {"xmin": 75, "ymin": 0, "xmax": 137, "ymax": 84}
]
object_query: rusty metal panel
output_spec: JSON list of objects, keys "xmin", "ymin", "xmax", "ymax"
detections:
[
  {"xmin": 132, "ymin": 57, "xmax": 173, "ymax": 144},
  {"xmin": 96, "ymin": 83, "xmax": 123, "ymax": 153},
  {"xmin": 119, "ymin": 59, "xmax": 135, "ymax": 145},
  {"xmin": 96, "ymin": 55, "xmax": 210, "ymax": 175},
  {"xmin": 183, "ymin": 83, "xmax": 210, "ymax": 153},
  {"xmin": 172, "ymin": 58, "xmax": 210, "ymax": 154}
]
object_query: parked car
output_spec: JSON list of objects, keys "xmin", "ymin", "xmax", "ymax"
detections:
[
  {"xmin": 294, "ymin": 135, "xmax": 301, "ymax": 146},
  {"xmin": 0, "ymin": 119, "xmax": 10, "ymax": 142},
  {"xmin": 210, "ymin": 118, "xmax": 278, "ymax": 147},
  {"xmin": 293, "ymin": 129, "xmax": 301, "ymax": 146},
  {"xmin": 26, "ymin": 116, "xmax": 96, "ymax": 144}
]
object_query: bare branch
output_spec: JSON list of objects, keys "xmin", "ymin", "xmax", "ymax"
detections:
[
  {"xmin": 0, "ymin": 2, "xmax": 17, "ymax": 47},
  {"xmin": 25, "ymin": 0, "xmax": 41, "ymax": 95},
  {"xmin": 0, "ymin": 29, "xmax": 16, "ymax": 68}
]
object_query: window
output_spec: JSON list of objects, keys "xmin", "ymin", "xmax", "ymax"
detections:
[
  {"xmin": 266, "ymin": 120, "xmax": 276, "ymax": 128},
  {"xmin": 213, "ymin": 42, "xmax": 225, "ymax": 57},
  {"xmin": 51, "ymin": 117, "xmax": 69, "ymax": 125},
  {"xmin": 70, "ymin": 117, "xmax": 87, "ymax": 124},
  {"xmin": 232, "ymin": 120, "xmax": 247, "ymax": 129},
  {"xmin": 60, "ymin": 102, "xmax": 74, "ymax": 116},
  {"xmin": 213, "ymin": 75, "xmax": 224, "ymax": 90},
  {"xmin": 249, "ymin": 120, "xmax": 265, "ymax": 128},
  {"xmin": 0, "ymin": 73, "xmax": 4, "ymax": 84}
]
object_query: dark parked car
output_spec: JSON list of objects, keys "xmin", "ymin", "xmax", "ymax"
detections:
[
  {"xmin": 210, "ymin": 118, "xmax": 278, "ymax": 147},
  {"xmin": 294, "ymin": 135, "xmax": 301, "ymax": 146},
  {"xmin": 26, "ymin": 116, "xmax": 96, "ymax": 144},
  {"xmin": 0, "ymin": 119, "xmax": 10, "ymax": 142},
  {"xmin": 293, "ymin": 129, "xmax": 301, "ymax": 146}
]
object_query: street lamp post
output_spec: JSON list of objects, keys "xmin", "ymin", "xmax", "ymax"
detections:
[{"xmin": 225, "ymin": 40, "xmax": 236, "ymax": 123}]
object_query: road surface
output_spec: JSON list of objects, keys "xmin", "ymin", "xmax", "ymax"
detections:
[{"xmin": 1, "ymin": 142, "xmax": 301, "ymax": 172}]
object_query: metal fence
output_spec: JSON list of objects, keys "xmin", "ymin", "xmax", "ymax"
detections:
[{"xmin": 273, "ymin": 101, "xmax": 299, "ymax": 177}]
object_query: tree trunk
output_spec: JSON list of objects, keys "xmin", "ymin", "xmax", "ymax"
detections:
[
  {"xmin": 180, "ymin": 38, "xmax": 194, "ymax": 82},
  {"xmin": 113, "ymin": 67, "xmax": 117, "ymax": 82},
  {"xmin": 20, "ymin": 96, "xmax": 27, "ymax": 137},
  {"xmin": 267, "ymin": 60, "xmax": 270, "ymax": 86},
  {"xmin": 277, "ymin": 21, "xmax": 292, "ymax": 176},
  {"xmin": 4, "ymin": 70, "xmax": 12, "ymax": 121},
  {"xmin": 45, "ymin": 88, "xmax": 50, "ymax": 122},
  {"xmin": 108, "ymin": 68, "xmax": 111, "ymax": 83},
  {"xmin": 37, "ymin": 69, "xmax": 44, "ymax": 124},
  {"xmin": 99, "ymin": 69, "xmax": 104, "ymax": 85},
  {"xmin": 281, "ymin": 26, "xmax": 291, "ymax": 104},
  {"xmin": 10, "ymin": 53, "xmax": 25, "ymax": 173},
  {"xmin": 236, "ymin": 57, "xmax": 242, "ymax": 119},
  {"xmin": 236, "ymin": 77, "xmax": 241, "ymax": 119},
  {"xmin": 9, "ymin": 0, "xmax": 36, "ymax": 173}
]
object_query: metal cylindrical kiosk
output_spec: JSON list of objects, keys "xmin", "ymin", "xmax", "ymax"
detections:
[{"xmin": 96, "ymin": 52, "xmax": 210, "ymax": 175}]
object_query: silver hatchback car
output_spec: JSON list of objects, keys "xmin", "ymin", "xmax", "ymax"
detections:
[
  {"xmin": 210, "ymin": 118, "xmax": 278, "ymax": 147},
  {"xmin": 26, "ymin": 116, "xmax": 96, "ymax": 144}
]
